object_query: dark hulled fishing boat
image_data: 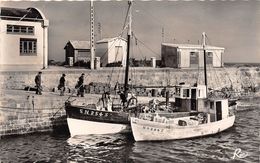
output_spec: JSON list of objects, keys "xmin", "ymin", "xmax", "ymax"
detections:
[{"xmin": 65, "ymin": 0, "xmax": 135, "ymax": 136}]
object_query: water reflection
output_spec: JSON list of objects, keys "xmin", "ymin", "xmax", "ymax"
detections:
[
  {"xmin": 67, "ymin": 134, "xmax": 134, "ymax": 163},
  {"xmin": 0, "ymin": 100, "xmax": 259, "ymax": 163}
]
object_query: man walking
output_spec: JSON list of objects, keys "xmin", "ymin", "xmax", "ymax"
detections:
[
  {"xmin": 58, "ymin": 74, "xmax": 66, "ymax": 96},
  {"xmin": 35, "ymin": 72, "xmax": 42, "ymax": 95},
  {"xmin": 76, "ymin": 73, "xmax": 85, "ymax": 97}
]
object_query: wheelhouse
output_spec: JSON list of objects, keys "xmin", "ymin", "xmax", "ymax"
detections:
[{"xmin": 175, "ymin": 84, "xmax": 207, "ymax": 112}]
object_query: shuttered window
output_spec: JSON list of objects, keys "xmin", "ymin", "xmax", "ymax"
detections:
[{"xmin": 20, "ymin": 38, "xmax": 37, "ymax": 56}]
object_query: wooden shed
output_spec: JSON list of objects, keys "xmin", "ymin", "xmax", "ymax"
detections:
[
  {"xmin": 64, "ymin": 40, "xmax": 90, "ymax": 65},
  {"xmin": 95, "ymin": 37, "xmax": 127, "ymax": 67},
  {"xmin": 161, "ymin": 43, "xmax": 224, "ymax": 68}
]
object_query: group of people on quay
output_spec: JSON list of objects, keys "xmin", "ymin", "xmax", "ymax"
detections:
[{"xmin": 34, "ymin": 72, "xmax": 85, "ymax": 97}]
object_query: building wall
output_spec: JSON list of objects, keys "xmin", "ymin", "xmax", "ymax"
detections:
[
  {"xmin": 75, "ymin": 49, "xmax": 91, "ymax": 63},
  {"xmin": 0, "ymin": 20, "xmax": 46, "ymax": 69},
  {"xmin": 96, "ymin": 39, "xmax": 127, "ymax": 67},
  {"xmin": 107, "ymin": 39, "xmax": 127, "ymax": 67},
  {"xmin": 96, "ymin": 42, "xmax": 108, "ymax": 67},
  {"xmin": 161, "ymin": 45, "xmax": 178, "ymax": 68},
  {"xmin": 162, "ymin": 45, "xmax": 223, "ymax": 68},
  {"xmin": 198, "ymin": 50, "xmax": 204, "ymax": 67},
  {"xmin": 179, "ymin": 49, "xmax": 191, "ymax": 68},
  {"xmin": 212, "ymin": 50, "xmax": 223, "ymax": 67}
]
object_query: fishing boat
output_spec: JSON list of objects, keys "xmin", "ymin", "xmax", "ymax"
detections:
[
  {"xmin": 65, "ymin": 0, "xmax": 138, "ymax": 136},
  {"xmin": 130, "ymin": 32, "xmax": 237, "ymax": 141}
]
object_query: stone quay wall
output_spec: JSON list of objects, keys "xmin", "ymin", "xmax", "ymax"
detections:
[
  {"xmin": 0, "ymin": 67, "xmax": 259, "ymax": 137},
  {"xmin": 0, "ymin": 89, "xmax": 99, "ymax": 138},
  {"xmin": 0, "ymin": 67, "xmax": 259, "ymax": 93}
]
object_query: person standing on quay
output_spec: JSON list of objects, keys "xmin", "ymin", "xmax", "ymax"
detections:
[
  {"xmin": 35, "ymin": 71, "xmax": 42, "ymax": 95},
  {"xmin": 58, "ymin": 73, "xmax": 66, "ymax": 96},
  {"xmin": 76, "ymin": 73, "xmax": 85, "ymax": 97}
]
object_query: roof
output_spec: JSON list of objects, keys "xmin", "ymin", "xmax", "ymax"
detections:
[
  {"xmin": 162, "ymin": 43, "xmax": 224, "ymax": 50},
  {"xmin": 0, "ymin": 7, "xmax": 47, "ymax": 21},
  {"xmin": 65, "ymin": 40, "xmax": 90, "ymax": 50},
  {"xmin": 96, "ymin": 37, "xmax": 127, "ymax": 44}
]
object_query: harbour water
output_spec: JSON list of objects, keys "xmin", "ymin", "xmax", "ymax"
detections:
[{"xmin": 0, "ymin": 98, "xmax": 259, "ymax": 163}]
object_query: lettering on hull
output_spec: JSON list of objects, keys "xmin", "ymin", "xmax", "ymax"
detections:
[{"xmin": 66, "ymin": 107, "xmax": 129, "ymax": 124}]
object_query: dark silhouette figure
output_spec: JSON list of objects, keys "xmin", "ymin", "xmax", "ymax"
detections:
[
  {"xmin": 58, "ymin": 74, "xmax": 66, "ymax": 96},
  {"xmin": 76, "ymin": 73, "xmax": 85, "ymax": 97},
  {"xmin": 118, "ymin": 91, "xmax": 127, "ymax": 107},
  {"xmin": 35, "ymin": 72, "xmax": 42, "ymax": 95}
]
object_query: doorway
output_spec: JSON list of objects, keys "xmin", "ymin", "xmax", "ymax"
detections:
[
  {"xmin": 216, "ymin": 101, "xmax": 222, "ymax": 121},
  {"xmin": 191, "ymin": 89, "xmax": 197, "ymax": 111}
]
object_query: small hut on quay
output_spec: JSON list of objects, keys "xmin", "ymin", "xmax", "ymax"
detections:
[{"xmin": 161, "ymin": 43, "xmax": 224, "ymax": 68}]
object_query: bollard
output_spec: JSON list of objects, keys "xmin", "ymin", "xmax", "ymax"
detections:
[
  {"xmin": 151, "ymin": 57, "xmax": 156, "ymax": 68},
  {"xmin": 94, "ymin": 57, "xmax": 100, "ymax": 69},
  {"xmin": 166, "ymin": 90, "xmax": 169, "ymax": 108},
  {"xmin": 68, "ymin": 57, "xmax": 73, "ymax": 66}
]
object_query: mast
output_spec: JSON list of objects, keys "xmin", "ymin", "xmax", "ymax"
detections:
[
  {"xmin": 202, "ymin": 32, "xmax": 208, "ymax": 91},
  {"xmin": 124, "ymin": 0, "xmax": 132, "ymax": 98},
  {"xmin": 90, "ymin": 0, "xmax": 95, "ymax": 69}
]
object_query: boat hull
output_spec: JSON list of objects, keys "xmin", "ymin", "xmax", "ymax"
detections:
[
  {"xmin": 67, "ymin": 118, "xmax": 131, "ymax": 136},
  {"xmin": 131, "ymin": 115, "xmax": 235, "ymax": 141},
  {"xmin": 65, "ymin": 103, "xmax": 131, "ymax": 136}
]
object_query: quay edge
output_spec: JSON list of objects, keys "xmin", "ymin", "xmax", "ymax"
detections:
[{"xmin": 0, "ymin": 67, "xmax": 259, "ymax": 137}]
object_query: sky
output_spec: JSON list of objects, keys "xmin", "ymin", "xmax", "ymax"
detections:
[{"xmin": 1, "ymin": 0, "xmax": 260, "ymax": 63}]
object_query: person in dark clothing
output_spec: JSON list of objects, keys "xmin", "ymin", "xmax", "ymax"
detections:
[
  {"xmin": 118, "ymin": 91, "xmax": 127, "ymax": 107},
  {"xmin": 35, "ymin": 72, "xmax": 42, "ymax": 95},
  {"xmin": 58, "ymin": 74, "xmax": 66, "ymax": 96},
  {"xmin": 76, "ymin": 73, "xmax": 85, "ymax": 97}
]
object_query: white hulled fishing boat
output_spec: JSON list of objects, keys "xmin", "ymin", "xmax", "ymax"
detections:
[{"xmin": 130, "ymin": 32, "xmax": 237, "ymax": 141}]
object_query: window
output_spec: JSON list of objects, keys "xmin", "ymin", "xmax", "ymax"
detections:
[
  {"xmin": 183, "ymin": 89, "xmax": 190, "ymax": 98},
  {"xmin": 176, "ymin": 87, "xmax": 181, "ymax": 96},
  {"xmin": 115, "ymin": 46, "xmax": 123, "ymax": 61},
  {"xmin": 206, "ymin": 52, "xmax": 213, "ymax": 64},
  {"xmin": 190, "ymin": 52, "xmax": 199, "ymax": 64},
  {"xmin": 210, "ymin": 102, "xmax": 214, "ymax": 109},
  {"xmin": 7, "ymin": 25, "xmax": 34, "ymax": 35},
  {"xmin": 20, "ymin": 38, "xmax": 37, "ymax": 55}
]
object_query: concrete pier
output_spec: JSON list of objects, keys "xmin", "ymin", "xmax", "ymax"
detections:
[{"xmin": 0, "ymin": 66, "xmax": 259, "ymax": 137}]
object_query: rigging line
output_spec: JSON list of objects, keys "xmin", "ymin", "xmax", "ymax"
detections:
[
  {"xmin": 196, "ymin": 60, "xmax": 200, "ymax": 84},
  {"xmin": 99, "ymin": 2, "xmax": 130, "ymax": 61},
  {"xmin": 134, "ymin": 33, "xmax": 146, "ymax": 60},
  {"xmin": 122, "ymin": 3, "xmax": 130, "ymax": 31},
  {"xmin": 52, "ymin": 72, "xmax": 91, "ymax": 118},
  {"xmin": 107, "ymin": 2, "xmax": 131, "ymax": 86},
  {"xmin": 133, "ymin": 1, "xmax": 166, "ymax": 30},
  {"xmin": 214, "ymin": 50, "xmax": 233, "ymax": 86},
  {"xmin": 207, "ymin": 59, "xmax": 221, "ymax": 90},
  {"xmin": 99, "ymin": 22, "xmax": 128, "ymax": 62},
  {"xmin": 108, "ymin": 38, "xmax": 124, "ymax": 86},
  {"xmin": 203, "ymin": 35, "xmax": 222, "ymax": 89},
  {"xmin": 205, "ymin": 34, "xmax": 235, "ymax": 88},
  {"xmin": 195, "ymin": 35, "xmax": 205, "ymax": 84},
  {"xmin": 137, "ymin": 41, "xmax": 145, "ymax": 60},
  {"xmin": 133, "ymin": 33, "xmax": 161, "ymax": 58}
]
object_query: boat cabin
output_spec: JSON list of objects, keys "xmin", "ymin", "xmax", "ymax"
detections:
[
  {"xmin": 174, "ymin": 84, "xmax": 231, "ymax": 122},
  {"xmin": 174, "ymin": 84, "xmax": 207, "ymax": 112},
  {"xmin": 208, "ymin": 98, "xmax": 229, "ymax": 122}
]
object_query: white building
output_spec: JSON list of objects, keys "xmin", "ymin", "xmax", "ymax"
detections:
[
  {"xmin": 0, "ymin": 7, "xmax": 49, "ymax": 69},
  {"xmin": 96, "ymin": 37, "xmax": 127, "ymax": 67},
  {"xmin": 161, "ymin": 43, "xmax": 224, "ymax": 68}
]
